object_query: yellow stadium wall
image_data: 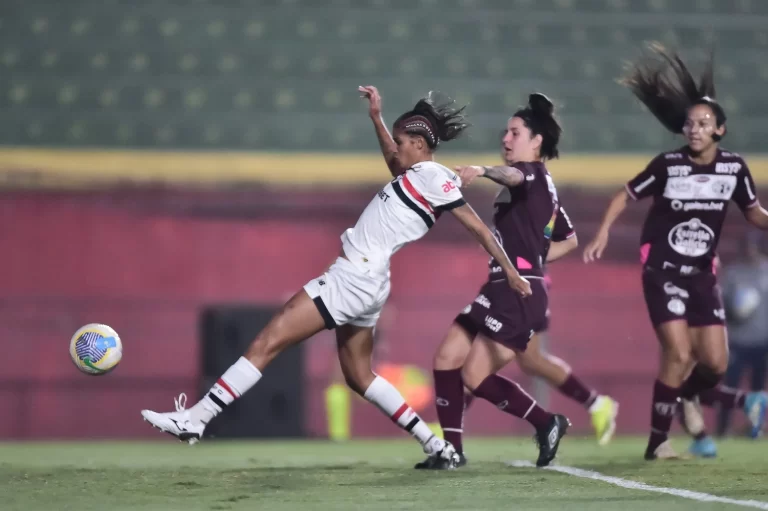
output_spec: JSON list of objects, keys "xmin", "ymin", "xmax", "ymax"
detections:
[{"xmin": 4, "ymin": 149, "xmax": 768, "ymax": 187}]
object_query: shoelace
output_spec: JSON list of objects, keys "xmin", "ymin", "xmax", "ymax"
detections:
[{"xmin": 174, "ymin": 393, "xmax": 188, "ymax": 413}]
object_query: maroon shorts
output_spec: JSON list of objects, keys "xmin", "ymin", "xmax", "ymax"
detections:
[
  {"xmin": 454, "ymin": 278, "xmax": 548, "ymax": 351},
  {"xmin": 642, "ymin": 268, "xmax": 725, "ymax": 328}
]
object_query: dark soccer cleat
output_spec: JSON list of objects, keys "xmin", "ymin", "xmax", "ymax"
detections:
[
  {"xmin": 535, "ymin": 414, "xmax": 570, "ymax": 467},
  {"xmin": 414, "ymin": 442, "xmax": 462, "ymax": 470}
]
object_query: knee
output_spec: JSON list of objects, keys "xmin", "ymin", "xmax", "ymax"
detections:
[
  {"xmin": 434, "ymin": 348, "xmax": 468, "ymax": 371},
  {"xmin": 704, "ymin": 358, "xmax": 728, "ymax": 378},
  {"xmin": 460, "ymin": 365, "xmax": 485, "ymax": 393},
  {"xmin": 664, "ymin": 344, "xmax": 693, "ymax": 369}
]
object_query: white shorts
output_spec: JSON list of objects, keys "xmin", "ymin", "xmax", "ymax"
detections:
[{"xmin": 303, "ymin": 257, "xmax": 391, "ymax": 329}]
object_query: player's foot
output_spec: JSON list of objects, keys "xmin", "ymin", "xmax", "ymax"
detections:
[
  {"xmin": 678, "ymin": 397, "xmax": 705, "ymax": 436},
  {"xmin": 644, "ymin": 439, "xmax": 690, "ymax": 460},
  {"xmin": 414, "ymin": 450, "xmax": 466, "ymax": 470},
  {"xmin": 535, "ymin": 414, "xmax": 570, "ymax": 467},
  {"xmin": 744, "ymin": 391, "xmax": 767, "ymax": 438},
  {"xmin": 413, "ymin": 441, "xmax": 461, "ymax": 470},
  {"xmin": 688, "ymin": 436, "xmax": 717, "ymax": 458},
  {"xmin": 141, "ymin": 393, "xmax": 205, "ymax": 444},
  {"xmin": 589, "ymin": 396, "xmax": 619, "ymax": 446}
]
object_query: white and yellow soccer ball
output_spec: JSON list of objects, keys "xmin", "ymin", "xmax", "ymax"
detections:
[{"xmin": 69, "ymin": 323, "xmax": 123, "ymax": 375}]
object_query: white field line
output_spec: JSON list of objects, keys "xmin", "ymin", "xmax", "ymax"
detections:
[{"xmin": 506, "ymin": 460, "xmax": 768, "ymax": 510}]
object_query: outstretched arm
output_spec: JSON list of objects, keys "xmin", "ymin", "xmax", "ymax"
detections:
[
  {"xmin": 359, "ymin": 85, "xmax": 404, "ymax": 177},
  {"xmin": 583, "ymin": 188, "xmax": 628, "ymax": 263},
  {"xmin": 454, "ymin": 165, "xmax": 525, "ymax": 188},
  {"xmin": 450, "ymin": 203, "xmax": 532, "ymax": 297}
]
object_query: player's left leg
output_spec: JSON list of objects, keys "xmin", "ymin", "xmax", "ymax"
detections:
[
  {"xmin": 462, "ymin": 335, "xmax": 570, "ymax": 467},
  {"xmin": 141, "ymin": 288, "xmax": 327, "ymax": 443},
  {"xmin": 516, "ymin": 333, "xmax": 618, "ymax": 446},
  {"xmin": 336, "ymin": 323, "xmax": 460, "ymax": 468}
]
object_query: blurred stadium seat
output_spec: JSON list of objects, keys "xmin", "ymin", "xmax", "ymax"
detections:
[{"xmin": 2, "ymin": 0, "xmax": 768, "ymax": 152}]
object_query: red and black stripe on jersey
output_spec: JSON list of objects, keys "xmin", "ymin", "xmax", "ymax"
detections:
[{"xmin": 391, "ymin": 174, "xmax": 466, "ymax": 228}]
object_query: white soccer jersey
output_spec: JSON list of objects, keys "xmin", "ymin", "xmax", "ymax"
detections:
[{"xmin": 341, "ymin": 161, "xmax": 466, "ymax": 276}]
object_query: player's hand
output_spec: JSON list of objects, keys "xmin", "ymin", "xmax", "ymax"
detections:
[
  {"xmin": 583, "ymin": 230, "xmax": 609, "ymax": 263},
  {"xmin": 507, "ymin": 271, "xmax": 532, "ymax": 297},
  {"xmin": 455, "ymin": 165, "xmax": 485, "ymax": 187},
  {"xmin": 358, "ymin": 85, "xmax": 382, "ymax": 118}
]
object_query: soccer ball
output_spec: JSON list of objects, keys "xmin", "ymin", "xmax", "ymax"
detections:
[{"xmin": 69, "ymin": 323, "xmax": 123, "ymax": 375}]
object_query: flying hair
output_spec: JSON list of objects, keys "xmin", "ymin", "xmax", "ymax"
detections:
[
  {"xmin": 619, "ymin": 42, "xmax": 726, "ymax": 135},
  {"xmin": 394, "ymin": 91, "xmax": 470, "ymax": 150}
]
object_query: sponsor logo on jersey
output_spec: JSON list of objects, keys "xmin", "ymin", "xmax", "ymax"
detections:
[
  {"xmin": 442, "ymin": 180, "xmax": 457, "ymax": 193},
  {"xmin": 670, "ymin": 200, "xmax": 724, "ymax": 212},
  {"xmin": 667, "ymin": 218, "xmax": 715, "ymax": 257},
  {"xmin": 474, "ymin": 294, "xmax": 491, "ymax": 308},
  {"xmin": 663, "ymin": 281, "xmax": 690, "ymax": 298},
  {"xmin": 485, "ymin": 316, "xmax": 503, "ymax": 333},
  {"xmin": 664, "ymin": 175, "xmax": 736, "ymax": 201},
  {"xmin": 680, "ymin": 265, "xmax": 695, "ymax": 275},
  {"xmin": 714, "ymin": 308, "xmax": 726, "ymax": 320},
  {"xmin": 715, "ymin": 162, "xmax": 742, "ymax": 175},
  {"xmin": 461, "ymin": 304, "xmax": 472, "ymax": 314},
  {"xmin": 667, "ymin": 298, "xmax": 686, "ymax": 316},
  {"xmin": 667, "ymin": 165, "xmax": 692, "ymax": 177},
  {"xmin": 665, "ymin": 152, "xmax": 684, "ymax": 159}
]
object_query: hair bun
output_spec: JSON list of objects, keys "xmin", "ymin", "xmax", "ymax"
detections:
[{"xmin": 528, "ymin": 93, "xmax": 554, "ymax": 115}]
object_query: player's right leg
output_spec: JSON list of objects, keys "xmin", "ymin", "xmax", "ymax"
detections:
[
  {"xmin": 141, "ymin": 288, "xmax": 327, "ymax": 443},
  {"xmin": 516, "ymin": 333, "xmax": 619, "ymax": 446},
  {"xmin": 336, "ymin": 323, "xmax": 460, "ymax": 469},
  {"xmin": 415, "ymin": 320, "xmax": 474, "ymax": 469},
  {"xmin": 644, "ymin": 319, "xmax": 693, "ymax": 460}
]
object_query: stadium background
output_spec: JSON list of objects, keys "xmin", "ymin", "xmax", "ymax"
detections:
[{"xmin": 1, "ymin": 0, "xmax": 766, "ymax": 440}]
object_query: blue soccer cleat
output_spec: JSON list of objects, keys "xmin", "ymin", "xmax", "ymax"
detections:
[
  {"xmin": 744, "ymin": 391, "xmax": 768, "ymax": 439},
  {"xmin": 688, "ymin": 436, "xmax": 717, "ymax": 458}
]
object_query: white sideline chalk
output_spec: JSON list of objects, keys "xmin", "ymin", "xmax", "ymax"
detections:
[{"xmin": 506, "ymin": 460, "xmax": 768, "ymax": 510}]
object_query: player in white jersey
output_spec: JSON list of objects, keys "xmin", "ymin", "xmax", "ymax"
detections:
[{"xmin": 141, "ymin": 87, "xmax": 531, "ymax": 468}]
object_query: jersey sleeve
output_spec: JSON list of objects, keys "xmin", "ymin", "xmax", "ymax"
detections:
[
  {"xmin": 625, "ymin": 154, "xmax": 667, "ymax": 201},
  {"xmin": 731, "ymin": 159, "xmax": 759, "ymax": 211},
  {"xmin": 412, "ymin": 163, "xmax": 467, "ymax": 211},
  {"xmin": 551, "ymin": 205, "xmax": 576, "ymax": 242}
]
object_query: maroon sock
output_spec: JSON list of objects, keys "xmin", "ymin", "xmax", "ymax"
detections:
[
  {"xmin": 699, "ymin": 385, "xmax": 746, "ymax": 410},
  {"xmin": 473, "ymin": 374, "xmax": 553, "ymax": 429},
  {"xmin": 558, "ymin": 373, "xmax": 598, "ymax": 408},
  {"xmin": 463, "ymin": 393, "xmax": 475, "ymax": 411},
  {"xmin": 433, "ymin": 369, "xmax": 466, "ymax": 454},
  {"xmin": 647, "ymin": 379, "xmax": 681, "ymax": 456},
  {"xmin": 679, "ymin": 364, "xmax": 722, "ymax": 400}
]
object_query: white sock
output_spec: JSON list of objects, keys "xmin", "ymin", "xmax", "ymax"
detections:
[
  {"xmin": 190, "ymin": 357, "xmax": 262, "ymax": 424},
  {"xmin": 363, "ymin": 376, "xmax": 445, "ymax": 454}
]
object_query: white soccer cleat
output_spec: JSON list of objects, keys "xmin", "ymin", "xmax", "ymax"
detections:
[
  {"xmin": 679, "ymin": 397, "xmax": 705, "ymax": 436},
  {"xmin": 141, "ymin": 393, "xmax": 205, "ymax": 445}
]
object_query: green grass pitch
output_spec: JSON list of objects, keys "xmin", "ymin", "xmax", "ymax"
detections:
[{"xmin": 2, "ymin": 436, "xmax": 767, "ymax": 511}]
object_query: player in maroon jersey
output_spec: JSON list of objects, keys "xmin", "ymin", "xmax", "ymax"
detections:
[
  {"xmin": 410, "ymin": 93, "xmax": 574, "ymax": 468},
  {"xmin": 583, "ymin": 44, "xmax": 768, "ymax": 460},
  {"xmin": 414, "ymin": 103, "xmax": 619, "ymax": 470}
]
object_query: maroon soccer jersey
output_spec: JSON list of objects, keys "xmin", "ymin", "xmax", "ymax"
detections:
[
  {"xmin": 626, "ymin": 147, "xmax": 758, "ymax": 274},
  {"xmin": 488, "ymin": 162, "xmax": 560, "ymax": 279}
]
